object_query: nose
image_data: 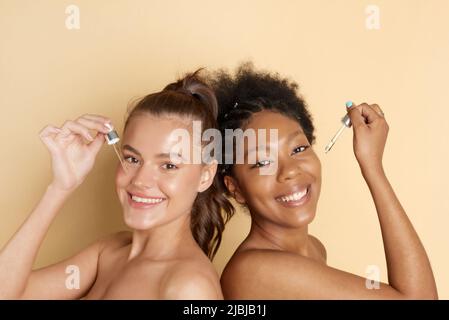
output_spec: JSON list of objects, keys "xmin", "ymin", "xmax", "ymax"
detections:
[
  {"xmin": 131, "ymin": 163, "xmax": 157, "ymax": 189},
  {"xmin": 277, "ymin": 157, "xmax": 303, "ymax": 182}
]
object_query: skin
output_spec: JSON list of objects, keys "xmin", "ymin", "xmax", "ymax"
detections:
[
  {"xmin": 0, "ymin": 113, "xmax": 223, "ymax": 299},
  {"xmin": 221, "ymin": 105, "xmax": 438, "ymax": 299}
]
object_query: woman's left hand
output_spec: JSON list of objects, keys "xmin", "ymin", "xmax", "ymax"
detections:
[{"xmin": 346, "ymin": 102, "xmax": 389, "ymax": 173}]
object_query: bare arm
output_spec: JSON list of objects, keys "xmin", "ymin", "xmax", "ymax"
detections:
[
  {"xmin": 361, "ymin": 165, "xmax": 437, "ymax": 298},
  {"xmin": 222, "ymin": 249, "xmax": 413, "ymax": 299},
  {"xmin": 349, "ymin": 102, "xmax": 437, "ymax": 298},
  {"xmin": 0, "ymin": 114, "xmax": 112, "ymax": 299},
  {"xmin": 0, "ymin": 184, "xmax": 102, "ymax": 299}
]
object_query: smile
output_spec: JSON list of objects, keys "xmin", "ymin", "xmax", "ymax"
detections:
[
  {"xmin": 127, "ymin": 192, "xmax": 166, "ymax": 209},
  {"xmin": 131, "ymin": 195, "xmax": 164, "ymax": 204},
  {"xmin": 275, "ymin": 185, "xmax": 311, "ymax": 207}
]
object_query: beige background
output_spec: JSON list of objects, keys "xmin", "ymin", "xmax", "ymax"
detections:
[{"xmin": 1, "ymin": 0, "xmax": 448, "ymax": 298}]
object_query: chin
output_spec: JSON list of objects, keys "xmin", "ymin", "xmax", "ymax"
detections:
[
  {"xmin": 123, "ymin": 211, "xmax": 160, "ymax": 231},
  {"xmin": 287, "ymin": 209, "xmax": 316, "ymax": 228},
  {"xmin": 261, "ymin": 208, "xmax": 316, "ymax": 229}
]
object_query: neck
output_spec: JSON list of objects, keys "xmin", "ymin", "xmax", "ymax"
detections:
[
  {"xmin": 249, "ymin": 216, "xmax": 310, "ymax": 256},
  {"xmin": 128, "ymin": 214, "xmax": 195, "ymax": 261}
]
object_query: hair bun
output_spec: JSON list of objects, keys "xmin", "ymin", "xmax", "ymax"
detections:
[{"xmin": 163, "ymin": 69, "xmax": 218, "ymax": 119}]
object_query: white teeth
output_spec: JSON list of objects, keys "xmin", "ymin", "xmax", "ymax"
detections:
[
  {"xmin": 279, "ymin": 189, "xmax": 308, "ymax": 202},
  {"xmin": 131, "ymin": 195, "xmax": 164, "ymax": 204}
]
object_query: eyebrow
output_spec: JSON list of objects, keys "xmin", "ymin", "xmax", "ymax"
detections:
[
  {"xmin": 287, "ymin": 129, "xmax": 305, "ymax": 141},
  {"xmin": 245, "ymin": 129, "xmax": 306, "ymax": 155},
  {"xmin": 123, "ymin": 144, "xmax": 141, "ymax": 156},
  {"xmin": 122, "ymin": 144, "xmax": 186, "ymax": 162}
]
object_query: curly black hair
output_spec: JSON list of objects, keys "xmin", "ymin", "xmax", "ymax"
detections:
[{"xmin": 207, "ymin": 62, "xmax": 316, "ymax": 178}]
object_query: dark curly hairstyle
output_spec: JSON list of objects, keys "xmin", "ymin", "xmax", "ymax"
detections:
[
  {"xmin": 207, "ymin": 62, "xmax": 316, "ymax": 180},
  {"xmin": 124, "ymin": 70, "xmax": 235, "ymax": 259}
]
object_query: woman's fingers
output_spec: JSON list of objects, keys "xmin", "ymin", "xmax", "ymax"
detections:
[
  {"xmin": 360, "ymin": 104, "xmax": 384, "ymax": 125},
  {"xmin": 347, "ymin": 103, "xmax": 384, "ymax": 128},
  {"xmin": 59, "ymin": 120, "xmax": 94, "ymax": 141},
  {"xmin": 88, "ymin": 132, "xmax": 106, "ymax": 154},
  {"xmin": 81, "ymin": 114, "xmax": 112, "ymax": 125},
  {"xmin": 40, "ymin": 115, "xmax": 112, "ymax": 150},
  {"xmin": 346, "ymin": 102, "xmax": 366, "ymax": 128},
  {"xmin": 39, "ymin": 125, "xmax": 62, "ymax": 138},
  {"xmin": 76, "ymin": 116, "xmax": 111, "ymax": 134},
  {"xmin": 370, "ymin": 104, "xmax": 385, "ymax": 118},
  {"xmin": 345, "ymin": 101, "xmax": 389, "ymax": 170},
  {"xmin": 39, "ymin": 125, "xmax": 62, "ymax": 142},
  {"xmin": 39, "ymin": 125, "xmax": 62, "ymax": 150}
]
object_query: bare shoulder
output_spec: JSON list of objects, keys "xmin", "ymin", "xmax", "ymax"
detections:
[
  {"xmin": 221, "ymin": 247, "xmax": 400, "ymax": 299},
  {"xmin": 160, "ymin": 257, "xmax": 223, "ymax": 300},
  {"xmin": 220, "ymin": 249, "xmax": 287, "ymax": 298},
  {"xmin": 220, "ymin": 248, "xmax": 322, "ymax": 299}
]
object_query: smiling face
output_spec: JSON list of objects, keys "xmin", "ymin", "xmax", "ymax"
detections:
[
  {"xmin": 115, "ymin": 113, "xmax": 216, "ymax": 231},
  {"xmin": 225, "ymin": 110, "xmax": 322, "ymax": 229}
]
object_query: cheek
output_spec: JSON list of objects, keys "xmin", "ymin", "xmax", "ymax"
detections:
[
  {"xmin": 240, "ymin": 172, "xmax": 274, "ymax": 204},
  {"xmin": 115, "ymin": 164, "xmax": 132, "ymax": 191},
  {"xmin": 304, "ymin": 155, "xmax": 322, "ymax": 202},
  {"xmin": 310, "ymin": 155, "xmax": 322, "ymax": 185},
  {"xmin": 249, "ymin": 177, "xmax": 271, "ymax": 197},
  {"xmin": 115, "ymin": 166, "xmax": 128, "ymax": 205},
  {"xmin": 233, "ymin": 166, "xmax": 263, "ymax": 197},
  {"xmin": 160, "ymin": 177, "xmax": 183, "ymax": 196},
  {"xmin": 160, "ymin": 167, "xmax": 203, "ymax": 198}
]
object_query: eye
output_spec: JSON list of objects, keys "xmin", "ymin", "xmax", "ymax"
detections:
[
  {"xmin": 291, "ymin": 145, "xmax": 310, "ymax": 155},
  {"xmin": 162, "ymin": 163, "xmax": 178, "ymax": 170},
  {"xmin": 252, "ymin": 160, "xmax": 273, "ymax": 168},
  {"xmin": 124, "ymin": 155, "xmax": 139, "ymax": 164}
]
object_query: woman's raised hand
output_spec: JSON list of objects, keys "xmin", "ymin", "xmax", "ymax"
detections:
[
  {"xmin": 39, "ymin": 114, "xmax": 113, "ymax": 192},
  {"xmin": 346, "ymin": 102, "xmax": 389, "ymax": 174}
]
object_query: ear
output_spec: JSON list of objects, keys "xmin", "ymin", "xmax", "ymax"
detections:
[
  {"xmin": 197, "ymin": 160, "xmax": 218, "ymax": 193},
  {"xmin": 223, "ymin": 175, "xmax": 246, "ymax": 205}
]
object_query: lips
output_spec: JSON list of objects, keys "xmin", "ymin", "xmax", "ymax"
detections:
[
  {"xmin": 275, "ymin": 185, "xmax": 311, "ymax": 208},
  {"xmin": 126, "ymin": 191, "xmax": 166, "ymax": 209}
]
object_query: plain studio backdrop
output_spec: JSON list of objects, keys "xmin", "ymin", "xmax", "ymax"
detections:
[{"xmin": 1, "ymin": 0, "xmax": 448, "ymax": 298}]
